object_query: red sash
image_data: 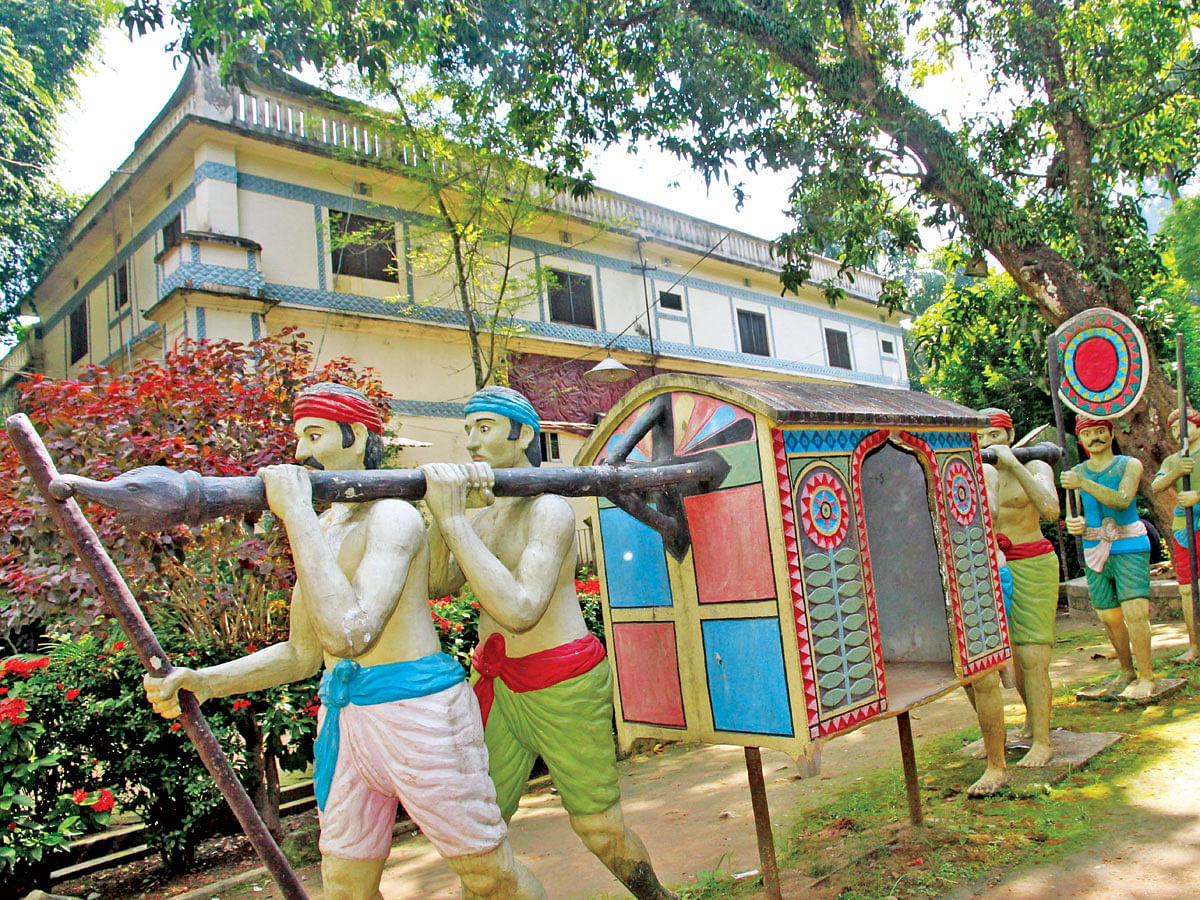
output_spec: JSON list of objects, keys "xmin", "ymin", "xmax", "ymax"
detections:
[
  {"xmin": 471, "ymin": 633, "xmax": 606, "ymax": 727},
  {"xmin": 997, "ymin": 534, "xmax": 1055, "ymax": 560}
]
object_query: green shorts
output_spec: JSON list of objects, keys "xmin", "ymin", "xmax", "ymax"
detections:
[
  {"xmin": 1007, "ymin": 551, "xmax": 1060, "ymax": 645},
  {"xmin": 484, "ymin": 660, "xmax": 621, "ymax": 820},
  {"xmin": 1084, "ymin": 551, "xmax": 1150, "ymax": 610}
]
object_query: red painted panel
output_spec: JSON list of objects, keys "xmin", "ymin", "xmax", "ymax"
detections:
[
  {"xmin": 611, "ymin": 623, "xmax": 686, "ymax": 727},
  {"xmin": 685, "ymin": 485, "xmax": 776, "ymax": 604}
]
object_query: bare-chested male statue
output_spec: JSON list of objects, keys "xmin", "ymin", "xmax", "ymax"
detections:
[
  {"xmin": 1151, "ymin": 407, "xmax": 1200, "ymax": 661},
  {"xmin": 144, "ymin": 383, "xmax": 546, "ymax": 900},
  {"xmin": 978, "ymin": 408, "xmax": 1060, "ymax": 767},
  {"xmin": 421, "ymin": 385, "xmax": 677, "ymax": 900}
]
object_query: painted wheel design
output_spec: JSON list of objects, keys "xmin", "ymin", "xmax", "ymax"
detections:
[
  {"xmin": 1055, "ymin": 308, "xmax": 1147, "ymax": 418},
  {"xmin": 798, "ymin": 469, "xmax": 850, "ymax": 549},
  {"xmin": 945, "ymin": 460, "xmax": 977, "ymax": 526}
]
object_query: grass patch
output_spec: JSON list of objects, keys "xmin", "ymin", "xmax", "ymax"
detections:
[{"xmin": 695, "ymin": 661, "xmax": 1200, "ymax": 900}]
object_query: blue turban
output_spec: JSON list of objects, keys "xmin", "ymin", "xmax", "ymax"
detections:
[{"xmin": 464, "ymin": 386, "xmax": 540, "ymax": 436}]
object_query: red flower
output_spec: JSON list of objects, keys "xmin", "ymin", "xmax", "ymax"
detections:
[
  {"xmin": 65, "ymin": 688, "xmax": 81, "ymax": 701},
  {"xmin": 56, "ymin": 683, "xmax": 64, "ymax": 691},
  {"xmin": 112, "ymin": 641, "xmax": 126, "ymax": 652},
  {"xmin": 169, "ymin": 722, "xmax": 181, "ymax": 732},
  {"xmin": 232, "ymin": 698, "xmax": 251, "ymax": 711},
  {"xmin": 72, "ymin": 789, "xmax": 88, "ymax": 804},
  {"xmin": 0, "ymin": 697, "xmax": 28, "ymax": 724},
  {"xmin": 91, "ymin": 789, "xmax": 115, "ymax": 813},
  {"xmin": 303, "ymin": 703, "xmax": 320, "ymax": 717}
]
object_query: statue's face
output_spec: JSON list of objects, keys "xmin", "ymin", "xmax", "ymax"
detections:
[
  {"xmin": 977, "ymin": 426, "xmax": 1012, "ymax": 450},
  {"xmin": 1169, "ymin": 417, "xmax": 1200, "ymax": 449},
  {"xmin": 464, "ymin": 412, "xmax": 526, "ymax": 469},
  {"xmin": 1078, "ymin": 424, "xmax": 1113, "ymax": 457},
  {"xmin": 294, "ymin": 416, "xmax": 364, "ymax": 471}
]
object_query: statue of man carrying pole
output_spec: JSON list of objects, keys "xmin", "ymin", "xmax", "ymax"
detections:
[
  {"xmin": 143, "ymin": 383, "xmax": 546, "ymax": 900},
  {"xmin": 978, "ymin": 408, "xmax": 1060, "ymax": 767},
  {"xmin": 1060, "ymin": 416, "xmax": 1157, "ymax": 700},
  {"xmin": 421, "ymin": 385, "xmax": 677, "ymax": 900}
]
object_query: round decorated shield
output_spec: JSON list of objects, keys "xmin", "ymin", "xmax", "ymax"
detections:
[{"xmin": 1054, "ymin": 308, "xmax": 1147, "ymax": 419}]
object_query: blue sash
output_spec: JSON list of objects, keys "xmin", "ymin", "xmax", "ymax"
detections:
[{"xmin": 313, "ymin": 652, "xmax": 465, "ymax": 811}]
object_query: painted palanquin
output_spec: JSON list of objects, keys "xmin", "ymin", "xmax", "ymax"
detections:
[{"xmin": 576, "ymin": 374, "xmax": 1011, "ymax": 766}]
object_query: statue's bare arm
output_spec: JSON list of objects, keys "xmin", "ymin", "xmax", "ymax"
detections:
[
  {"xmin": 422, "ymin": 463, "xmax": 573, "ymax": 633},
  {"xmin": 278, "ymin": 488, "xmax": 419, "ymax": 659},
  {"xmin": 428, "ymin": 513, "xmax": 467, "ymax": 598},
  {"xmin": 1068, "ymin": 458, "xmax": 1143, "ymax": 511}
]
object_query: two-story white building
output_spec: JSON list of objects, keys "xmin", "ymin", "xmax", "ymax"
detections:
[{"xmin": 6, "ymin": 62, "xmax": 908, "ymax": 470}]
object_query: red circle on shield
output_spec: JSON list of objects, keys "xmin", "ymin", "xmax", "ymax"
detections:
[{"xmin": 1074, "ymin": 336, "xmax": 1119, "ymax": 392}]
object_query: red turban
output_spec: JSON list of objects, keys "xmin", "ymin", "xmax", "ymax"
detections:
[
  {"xmin": 293, "ymin": 389, "xmax": 383, "ymax": 434},
  {"xmin": 988, "ymin": 411, "xmax": 1013, "ymax": 430},
  {"xmin": 1168, "ymin": 408, "xmax": 1200, "ymax": 429},
  {"xmin": 1074, "ymin": 416, "xmax": 1113, "ymax": 437}
]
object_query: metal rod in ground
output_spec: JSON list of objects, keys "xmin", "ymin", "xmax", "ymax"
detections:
[
  {"xmin": 896, "ymin": 712, "xmax": 923, "ymax": 826},
  {"xmin": 744, "ymin": 747, "xmax": 782, "ymax": 900},
  {"xmin": 4, "ymin": 414, "xmax": 309, "ymax": 900},
  {"xmin": 1176, "ymin": 334, "xmax": 1200, "ymax": 640},
  {"xmin": 1047, "ymin": 332, "xmax": 1086, "ymax": 575}
]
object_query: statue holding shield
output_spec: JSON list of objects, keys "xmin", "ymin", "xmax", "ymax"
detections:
[{"xmin": 1060, "ymin": 417, "xmax": 1157, "ymax": 700}]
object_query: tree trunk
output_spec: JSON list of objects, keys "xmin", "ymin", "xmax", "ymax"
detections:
[{"xmin": 237, "ymin": 715, "xmax": 282, "ymax": 840}]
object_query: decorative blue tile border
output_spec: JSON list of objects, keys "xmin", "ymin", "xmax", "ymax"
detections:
[{"xmin": 43, "ymin": 185, "xmax": 196, "ymax": 332}]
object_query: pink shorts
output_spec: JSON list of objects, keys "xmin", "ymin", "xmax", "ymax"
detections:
[{"xmin": 317, "ymin": 680, "xmax": 507, "ymax": 860}]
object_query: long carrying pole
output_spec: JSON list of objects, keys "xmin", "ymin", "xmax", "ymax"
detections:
[
  {"xmin": 1175, "ymin": 336, "xmax": 1200, "ymax": 638},
  {"xmin": 1047, "ymin": 334, "xmax": 1086, "ymax": 572},
  {"xmin": 5, "ymin": 415, "xmax": 309, "ymax": 900}
]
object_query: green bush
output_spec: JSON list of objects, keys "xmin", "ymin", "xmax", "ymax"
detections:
[
  {"xmin": 1, "ymin": 632, "xmax": 319, "ymax": 876},
  {"xmin": 429, "ymin": 574, "xmax": 605, "ymax": 670}
]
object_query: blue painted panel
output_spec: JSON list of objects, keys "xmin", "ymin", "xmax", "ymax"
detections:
[
  {"xmin": 702, "ymin": 618, "xmax": 793, "ymax": 736},
  {"xmin": 599, "ymin": 507, "xmax": 672, "ymax": 608}
]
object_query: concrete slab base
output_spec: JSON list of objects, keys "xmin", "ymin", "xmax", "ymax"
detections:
[
  {"xmin": 1075, "ymin": 675, "xmax": 1187, "ymax": 703},
  {"xmin": 958, "ymin": 729, "xmax": 1123, "ymax": 792}
]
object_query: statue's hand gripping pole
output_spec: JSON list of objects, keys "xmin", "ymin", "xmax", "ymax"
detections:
[
  {"xmin": 50, "ymin": 436, "xmax": 729, "ymax": 561},
  {"xmin": 5, "ymin": 415, "xmax": 309, "ymax": 900}
]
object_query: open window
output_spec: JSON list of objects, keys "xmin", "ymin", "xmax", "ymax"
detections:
[{"xmin": 329, "ymin": 210, "xmax": 399, "ymax": 283}]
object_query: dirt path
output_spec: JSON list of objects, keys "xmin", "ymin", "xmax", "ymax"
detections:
[{"xmin": 208, "ymin": 614, "xmax": 1187, "ymax": 900}]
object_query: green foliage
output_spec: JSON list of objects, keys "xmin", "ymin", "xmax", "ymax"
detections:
[
  {"xmin": 911, "ymin": 273, "xmax": 1054, "ymax": 428},
  {"xmin": 0, "ymin": 0, "xmax": 106, "ymax": 323},
  {"xmin": 1159, "ymin": 196, "xmax": 1200, "ymax": 291},
  {"xmin": 0, "ymin": 650, "xmax": 113, "ymax": 892},
  {"xmin": 0, "ymin": 327, "xmax": 390, "ymax": 643},
  {"xmin": 3, "ymin": 633, "xmax": 319, "ymax": 873},
  {"xmin": 430, "ymin": 575, "xmax": 604, "ymax": 669},
  {"xmin": 2, "ymin": 633, "xmax": 319, "ymax": 877}
]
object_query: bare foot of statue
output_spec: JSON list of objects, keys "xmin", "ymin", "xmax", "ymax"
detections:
[
  {"xmin": 1120, "ymin": 677, "xmax": 1157, "ymax": 701},
  {"xmin": 1175, "ymin": 645, "xmax": 1200, "ymax": 663},
  {"xmin": 1016, "ymin": 742, "xmax": 1054, "ymax": 768},
  {"xmin": 967, "ymin": 766, "xmax": 1008, "ymax": 798},
  {"xmin": 1008, "ymin": 722, "xmax": 1033, "ymax": 742}
]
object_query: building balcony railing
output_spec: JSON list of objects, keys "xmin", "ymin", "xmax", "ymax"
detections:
[
  {"xmin": 0, "ymin": 338, "xmax": 33, "ymax": 389},
  {"xmin": 219, "ymin": 78, "xmax": 884, "ymax": 306}
]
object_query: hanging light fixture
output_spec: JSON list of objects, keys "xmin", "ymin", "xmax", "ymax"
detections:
[{"xmin": 583, "ymin": 354, "xmax": 635, "ymax": 383}]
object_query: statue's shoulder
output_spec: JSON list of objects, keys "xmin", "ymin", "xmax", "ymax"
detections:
[{"xmin": 365, "ymin": 496, "xmax": 423, "ymax": 531}]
